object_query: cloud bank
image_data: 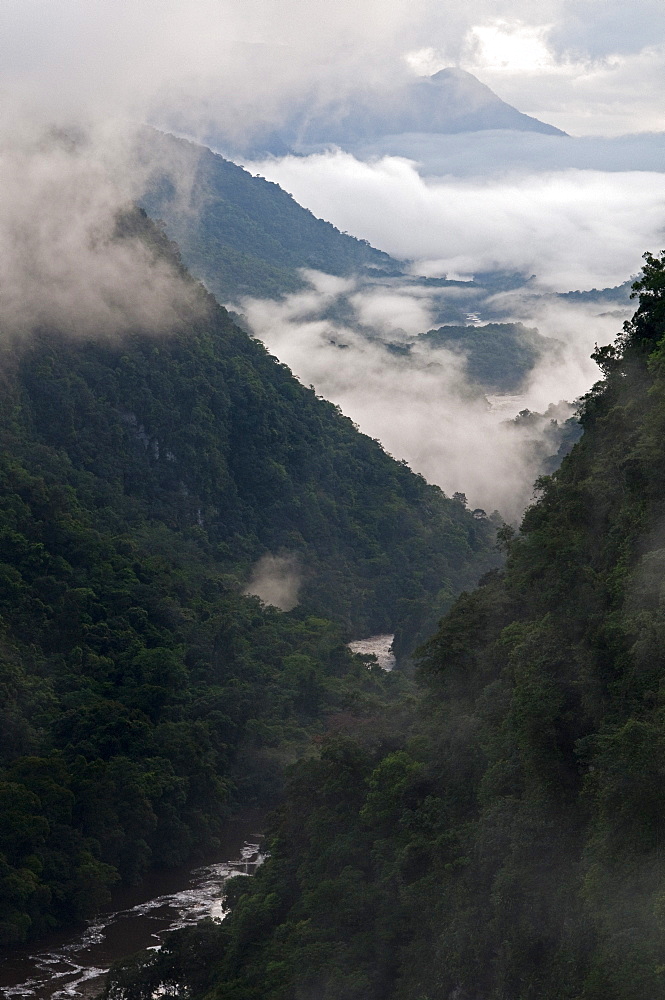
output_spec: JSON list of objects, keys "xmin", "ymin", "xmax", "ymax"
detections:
[
  {"xmin": 0, "ymin": 117, "xmax": 200, "ymax": 340},
  {"xmin": 238, "ymin": 270, "xmax": 628, "ymax": 518},
  {"xmin": 239, "ymin": 151, "xmax": 665, "ymax": 292},
  {"xmin": 2, "ymin": 0, "xmax": 665, "ymax": 138}
]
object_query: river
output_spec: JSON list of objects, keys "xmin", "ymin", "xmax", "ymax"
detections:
[
  {"xmin": 0, "ymin": 814, "xmax": 264, "ymax": 1000},
  {"xmin": 348, "ymin": 633, "xmax": 395, "ymax": 671},
  {"xmin": 1, "ymin": 636, "xmax": 391, "ymax": 999}
]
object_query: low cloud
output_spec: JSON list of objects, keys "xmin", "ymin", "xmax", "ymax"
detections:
[
  {"xmin": 349, "ymin": 286, "xmax": 434, "ymax": 337},
  {"xmin": 243, "ymin": 553, "xmax": 302, "ymax": 611},
  {"xmin": 0, "ymin": 117, "xmax": 201, "ymax": 340},
  {"xmin": 239, "ymin": 270, "xmax": 630, "ymax": 519},
  {"xmin": 2, "ymin": 1, "xmax": 664, "ymax": 141},
  {"xmin": 240, "ymin": 150, "xmax": 665, "ymax": 292},
  {"xmin": 231, "ymin": 141, "xmax": 652, "ymax": 520}
]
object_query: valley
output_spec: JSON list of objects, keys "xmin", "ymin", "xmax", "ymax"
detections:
[{"xmin": 1, "ymin": 6, "xmax": 665, "ymax": 998}]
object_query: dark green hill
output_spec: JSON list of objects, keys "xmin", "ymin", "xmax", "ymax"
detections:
[
  {"xmin": 418, "ymin": 321, "xmax": 562, "ymax": 393},
  {"xmin": 0, "ymin": 208, "xmax": 497, "ymax": 946},
  {"xmin": 138, "ymin": 130, "xmax": 401, "ymax": 302},
  {"xmin": 113, "ymin": 252, "xmax": 665, "ymax": 1000}
]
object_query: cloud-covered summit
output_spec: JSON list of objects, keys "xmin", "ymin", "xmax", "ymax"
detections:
[
  {"xmin": 209, "ymin": 67, "xmax": 564, "ymax": 156},
  {"xmin": 4, "ymin": 0, "xmax": 663, "ymax": 142}
]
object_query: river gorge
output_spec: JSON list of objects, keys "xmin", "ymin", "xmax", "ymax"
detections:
[
  {"xmin": 0, "ymin": 815, "xmax": 264, "ymax": 1000},
  {"xmin": 0, "ymin": 635, "xmax": 395, "ymax": 999}
]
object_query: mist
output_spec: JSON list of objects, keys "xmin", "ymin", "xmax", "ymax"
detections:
[
  {"xmin": 226, "ymin": 138, "xmax": 661, "ymax": 520},
  {"xmin": 238, "ymin": 269, "xmax": 629, "ymax": 519},
  {"xmin": 243, "ymin": 553, "xmax": 302, "ymax": 611},
  {"xmin": 239, "ymin": 150, "xmax": 665, "ymax": 291},
  {"xmin": 3, "ymin": 0, "xmax": 665, "ymax": 140},
  {"xmin": 0, "ymin": 117, "xmax": 201, "ymax": 340},
  {"xmin": 1, "ymin": 0, "xmax": 661, "ymax": 519},
  {"xmin": 0, "ymin": 0, "xmax": 481, "ymax": 141}
]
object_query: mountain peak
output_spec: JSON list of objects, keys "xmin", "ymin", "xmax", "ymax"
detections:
[
  {"xmin": 210, "ymin": 66, "xmax": 564, "ymax": 156},
  {"xmin": 411, "ymin": 67, "xmax": 566, "ymax": 136}
]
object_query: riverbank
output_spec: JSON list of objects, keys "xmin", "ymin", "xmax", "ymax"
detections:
[{"xmin": 0, "ymin": 812, "xmax": 265, "ymax": 1000}]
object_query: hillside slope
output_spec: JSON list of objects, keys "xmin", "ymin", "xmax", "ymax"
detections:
[
  {"xmin": 418, "ymin": 321, "xmax": 562, "ymax": 393},
  {"xmin": 287, "ymin": 68, "xmax": 565, "ymax": 149},
  {"xmin": 0, "ymin": 208, "xmax": 498, "ymax": 946},
  {"xmin": 139, "ymin": 130, "xmax": 401, "ymax": 302},
  {"xmin": 111, "ymin": 252, "xmax": 665, "ymax": 1000},
  {"xmin": 208, "ymin": 68, "xmax": 564, "ymax": 157}
]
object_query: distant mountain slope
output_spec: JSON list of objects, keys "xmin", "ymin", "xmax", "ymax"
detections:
[
  {"xmin": 0, "ymin": 206, "xmax": 499, "ymax": 945},
  {"xmin": 295, "ymin": 68, "xmax": 565, "ymax": 147},
  {"xmin": 139, "ymin": 130, "xmax": 401, "ymax": 302},
  {"xmin": 210, "ymin": 68, "xmax": 564, "ymax": 157},
  {"xmin": 418, "ymin": 321, "xmax": 562, "ymax": 393}
]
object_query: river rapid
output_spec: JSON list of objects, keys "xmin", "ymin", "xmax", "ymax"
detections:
[
  {"xmin": 0, "ymin": 636, "xmax": 393, "ymax": 999},
  {"xmin": 348, "ymin": 633, "xmax": 396, "ymax": 671},
  {"xmin": 0, "ymin": 815, "xmax": 264, "ymax": 1000}
]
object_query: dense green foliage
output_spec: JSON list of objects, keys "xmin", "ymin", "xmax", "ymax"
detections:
[
  {"xmin": 558, "ymin": 279, "xmax": 633, "ymax": 304},
  {"xmin": 110, "ymin": 251, "xmax": 665, "ymax": 1000},
  {"xmin": 139, "ymin": 130, "xmax": 400, "ymax": 302},
  {"xmin": 0, "ymin": 209, "xmax": 497, "ymax": 947},
  {"xmin": 418, "ymin": 322, "xmax": 560, "ymax": 393}
]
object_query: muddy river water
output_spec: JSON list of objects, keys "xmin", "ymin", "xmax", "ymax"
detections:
[
  {"xmin": 348, "ymin": 633, "xmax": 395, "ymax": 671},
  {"xmin": 0, "ymin": 634, "xmax": 395, "ymax": 999},
  {"xmin": 0, "ymin": 814, "xmax": 265, "ymax": 1000}
]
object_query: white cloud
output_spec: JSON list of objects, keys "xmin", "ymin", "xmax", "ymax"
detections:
[
  {"xmin": 1, "ymin": 0, "xmax": 665, "ymax": 138},
  {"xmin": 350, "ymin": 288, "xmax": 434, "ymax": 336},
  {"xmin": 0, "ymin": 117, "xmax": 199, "ymax": 339},
  {"xmin": 467, "ymin": 20, "xmax": 560, "ymax": 74},
  {"xmin": 241, "ymin": 150, "xmax": 665, "ymax": 290},
  {"xmin": 457, "ymin": 17, "xmax": 665, "ymax": 135},
  {"xmin": 238, "ymin": 270, "xmax": 630, "ymax": 518}
]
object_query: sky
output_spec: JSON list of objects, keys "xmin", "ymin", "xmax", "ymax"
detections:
[{"xmin": 1, "ymin": 0, "xmax": 664, "ymax": 137}]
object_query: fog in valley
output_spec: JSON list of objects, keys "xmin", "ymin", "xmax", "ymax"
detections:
[
  {"xmin": 237, "ymin": 268, "xmax": 627, "ymax": 518},
  {"xmin": 226, "ymin": 141, "xmax": 654, "ymax": 515},
  {"xmin": 4, "ymin": 4, "xmax": 665, "ymax": 999},
  {"xmin": 1, "ymin": 0, "xmax": 665, "ymax": 518}
]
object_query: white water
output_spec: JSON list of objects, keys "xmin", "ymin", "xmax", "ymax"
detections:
[
  {"xmin": 348, "ymin": 633, "xmax": 396, "ymax": 671},
  {"xmin": 0, "ymin": 833, "xmax": 264, "ymax": 1000}
]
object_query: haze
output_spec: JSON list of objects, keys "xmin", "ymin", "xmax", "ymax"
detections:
[{"xmin": 1, "ymin": 0, "xmax": 664, "ymax": 515}]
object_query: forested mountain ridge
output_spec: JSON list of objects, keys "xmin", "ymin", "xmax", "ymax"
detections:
[
  {"xmin": 139, "ymin": 130, "xmax": 401, "ymax": 302},
  {"xmin": 0, "ymin": 208, "xmax": 498, "ymax": 947},
  {"xmin": 417, "ymin": 321, "xmax": 562, "ymax": 393},
  {"xmin": 110, "ymin": 251, "xmax": 665, "ymax": 1000}
]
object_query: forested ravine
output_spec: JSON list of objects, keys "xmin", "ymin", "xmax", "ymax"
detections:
[
  {"xmin": 0, "ymin": 633, "xmax": 392, "ymax": 999},
  {"xmin": 0, "ymin": 814, "xmax": 264, "ymax": 999},
  {"xmin": 0, "ymin": 206, "xmax": 501, "ymax": 959},
  {"xmin": 103, "ymin": 253, "xmax": 665, "ymax": 1000}
]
